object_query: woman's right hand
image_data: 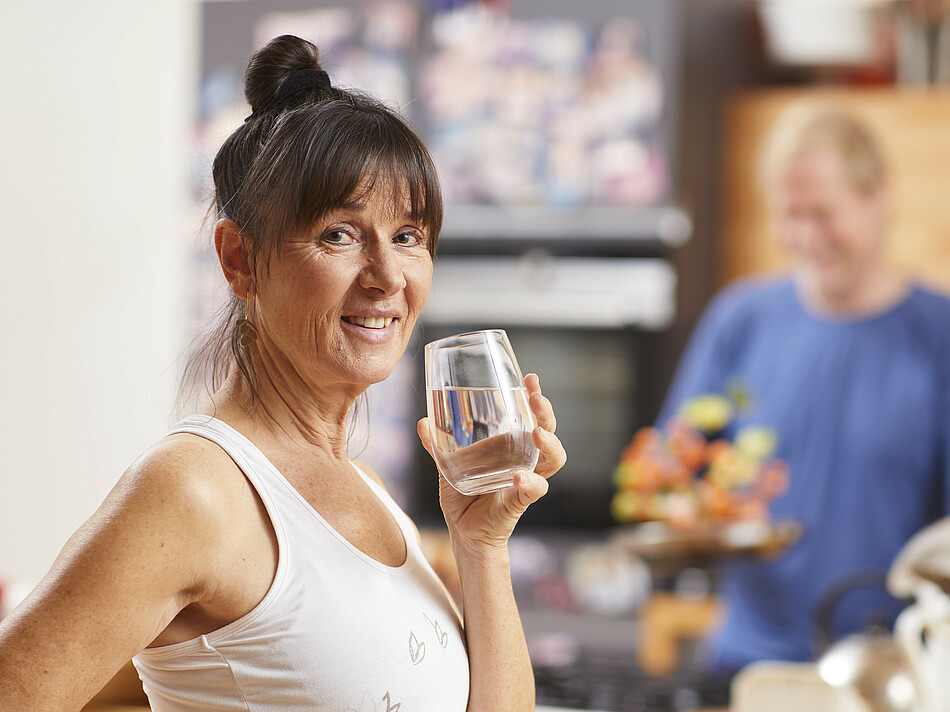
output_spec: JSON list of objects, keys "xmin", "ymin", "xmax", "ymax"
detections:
[{"xmin": 416, "ymin": 372, "xmax": 566, "ymax": 557}]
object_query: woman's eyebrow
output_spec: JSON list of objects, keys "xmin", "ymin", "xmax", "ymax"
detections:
[
  {"xmin": 336, "ymin": 199, "xmax": 368, "ymax": 212},
  {"xmin": 328, "ymin": 194, "xmax": 417, "ymax": 221}
]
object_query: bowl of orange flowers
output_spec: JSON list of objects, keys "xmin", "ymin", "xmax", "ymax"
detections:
[{"xmin": 611, "ymin": 392, "xmax": 801, "ymax": 560}]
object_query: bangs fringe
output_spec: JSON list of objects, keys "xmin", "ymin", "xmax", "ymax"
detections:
[{"xmin": 242, "ymin": 100, "xmax": 442, "ymax": 268}]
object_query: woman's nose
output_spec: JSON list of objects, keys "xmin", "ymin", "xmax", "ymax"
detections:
[{"xmin": 359, "ymin": 241, "xmax": 406, "ymax": 296}]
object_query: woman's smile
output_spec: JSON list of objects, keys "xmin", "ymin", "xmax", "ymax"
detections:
[
  {"xmin": 342, "ymin": 315, "xmax": 395, "ymax": 329},
  {"xmin": 340, "ymin": 313, "xmax": 401, "ymax": 343}
]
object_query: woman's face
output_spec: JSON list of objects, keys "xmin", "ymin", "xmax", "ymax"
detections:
[
  {"xmin": 768, "ymin": 146, "xmax": 888, "ymax": 302},
  {"xmin": 252, "ymin": 185, "xmax": 433, "ymax": 393}
]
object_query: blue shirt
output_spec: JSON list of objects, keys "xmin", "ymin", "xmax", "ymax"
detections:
[{"xmin": 660, "ymin": 278, "xmax": 950, "ymax": 669}]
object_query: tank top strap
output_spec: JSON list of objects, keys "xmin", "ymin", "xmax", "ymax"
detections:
[
  {"xmin": 167, "ymin": 416, "xmax": 423, "ymax": 567},
  {"xmin": 349, "ymin": 460, "xmax": 422, "ymax": 553},
  {"xmin": 166, "ymin": 415, "xmax": 292, "ymax": 544}
]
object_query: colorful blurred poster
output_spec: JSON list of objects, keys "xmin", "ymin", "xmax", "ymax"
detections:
[{"xmin": 419, "ymin": 4, "xmax": 668, "ymax": 207}]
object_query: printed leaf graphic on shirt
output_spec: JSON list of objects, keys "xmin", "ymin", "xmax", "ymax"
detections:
[
  {"xmin": 424, "ymin": 613, "xmax": 449, "ymax": 649},
  {"xmin": 408, "ymin": 631, "xmax": 426, "ymax": 665},
  {"xmin": 382, "ymin": 692, "xmax": 401, "ymax": 711}
]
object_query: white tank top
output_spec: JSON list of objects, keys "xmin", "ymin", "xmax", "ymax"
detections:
[{"xmin": 133, "ymin": 415, "xmax": 470, "ymax": 712}]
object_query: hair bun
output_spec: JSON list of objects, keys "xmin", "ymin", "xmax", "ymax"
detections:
[{"xmin": 244, "ymin": 35, "xmax": 324, "ymax": 116}]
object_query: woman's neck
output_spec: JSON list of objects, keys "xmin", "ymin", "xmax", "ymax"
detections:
[{"xmin": 204, "ymin": 369, "xmax": 357, "ymax": 460}]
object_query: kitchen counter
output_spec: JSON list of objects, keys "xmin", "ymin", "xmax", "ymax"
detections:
[
  {"xmin": 81, "ymin": 704, "xmax": 614, "ymax": 712},
  {"xmin": 83, "ymin": 703, "xmax": 728, "ymax": 711},
  {"xmin": 83, "ymin": 651, "xmax": 729, "ymax": 712}
]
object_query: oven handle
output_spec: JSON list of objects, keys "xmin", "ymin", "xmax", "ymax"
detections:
[{"xmin": 423, "ymin": 256, "xmax": 676, "ymax": 330}]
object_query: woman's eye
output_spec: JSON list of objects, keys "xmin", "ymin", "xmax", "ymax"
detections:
[
  {"xmin": 394, "ymin": 231, "xmax": 423, "ymax": 246},
  {"xmin": 322, "ymin": 230, "xmax": 353, "ymax": 245}
]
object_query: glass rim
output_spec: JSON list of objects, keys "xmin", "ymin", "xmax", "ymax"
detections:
[{"xmin": 424, "ymin": 328, "xmax": 509, "ymax": 353}]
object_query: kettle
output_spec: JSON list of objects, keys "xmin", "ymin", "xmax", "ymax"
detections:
[
  {"xmin": 814, "ymin": 570, "xmax": 917, "ymax": 712},
  {"xmin": 888, "ymin": 517, "xmax": 950, "ymax": 712},
  {"xmin": 813, "ymin": 518, "xmax": 950, "ymax": 712}
]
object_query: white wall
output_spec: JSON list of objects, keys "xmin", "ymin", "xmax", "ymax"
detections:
[{"xmin": 0, "ymin": 1, "xmax": 197, "ymax": 587}]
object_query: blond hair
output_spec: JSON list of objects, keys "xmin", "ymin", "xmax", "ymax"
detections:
[{"xmin": 758, "ymin": 100, "xmax": 887, "ymax": 197}]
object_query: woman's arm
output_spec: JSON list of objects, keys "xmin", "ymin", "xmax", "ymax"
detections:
[
  {"xmin": 0, "ymin": 437, "xmax": 249, "ymax": 711},
  {"xmin": 418, "ymin": 373, "xmax": 567, "ymax": 712}
]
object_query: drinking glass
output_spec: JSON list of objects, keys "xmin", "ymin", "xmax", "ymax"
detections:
[{"xmin": 425, "ymin": 329, "xmax": 540, "ymax": 495}]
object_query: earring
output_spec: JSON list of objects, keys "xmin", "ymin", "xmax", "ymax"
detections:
[{"xmin": 237, "ymin": 299, "xmax": 258, "ymax": 346}]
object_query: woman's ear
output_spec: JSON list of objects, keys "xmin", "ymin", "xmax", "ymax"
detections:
[{"xmin": 215, "ymin": 219, "xmax": 254, "ymax": 299}]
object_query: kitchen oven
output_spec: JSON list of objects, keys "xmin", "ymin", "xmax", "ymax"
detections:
[{"xmin": 407, "ymin": 207, "xmax": 688, "ymax": 533}]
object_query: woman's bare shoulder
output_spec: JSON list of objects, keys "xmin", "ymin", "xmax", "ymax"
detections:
[
  {"xmin": 76, "ymin": 431, "xmax": 261, "ymax": 589},
  {"xmin": 0, "ymin": 434, "xmax": 256, "ymax": 709},
  {"xmin": 117, "ymin": 432, "xmax": 248, "ymax": 516}
]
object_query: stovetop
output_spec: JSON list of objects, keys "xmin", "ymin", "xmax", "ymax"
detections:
[{"xmin": 534, "ymin": 648, "xmax": 730, "ymax": 712}]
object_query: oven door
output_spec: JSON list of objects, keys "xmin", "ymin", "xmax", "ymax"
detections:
[{"xmin": 410, "ymin": 254, "xmax": 675, "ymax": 531}]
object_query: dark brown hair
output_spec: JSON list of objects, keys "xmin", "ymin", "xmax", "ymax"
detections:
[{"xmin": 180, "ymin": 34, "xmax": 442, "ymax": 410}]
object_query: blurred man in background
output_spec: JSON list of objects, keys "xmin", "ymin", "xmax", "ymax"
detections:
[{"xmin": 659, "ymin": 100, "xmax": 950, "ymax": 675}]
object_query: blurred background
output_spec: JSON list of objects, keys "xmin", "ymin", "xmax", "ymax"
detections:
[{"xmin": 4, "ymin": 0, "xmax": 950, "ymax": 710}]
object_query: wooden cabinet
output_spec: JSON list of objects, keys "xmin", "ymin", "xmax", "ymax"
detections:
[
  {"xmin": 637, "ymin": 592, "xmax": 722, "ymax": 676},
  {"xmin": 720, "ymin": 89, "xmax": 950, "ymax": 291}
]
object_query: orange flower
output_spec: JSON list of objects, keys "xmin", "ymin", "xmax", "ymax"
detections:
[
  {"xmin": 756, "ymin": 461, "xmax": 790, "ymax": 500},
  {"xmin": 704, "ymin": 439, "xmax": 733, "ymax": 466},
  {"xmin": 668, "ymin": 419, "xmax": 706, "ymax": 470},
  {"xmin": 735, "ymin": 495, "xmax": 769, "ymax": 523},
  {"xmin": 623, "ymin": 427, "xmax": 662, "ymax": 462},
  {"xmin": 698, "ymin": 481, "xmax": 740, "ymax": 522}
]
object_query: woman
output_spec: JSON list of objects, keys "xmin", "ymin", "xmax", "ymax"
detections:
[{"xmin": 0, "ymin": 35, "xmax": 565, "ymax": 711}]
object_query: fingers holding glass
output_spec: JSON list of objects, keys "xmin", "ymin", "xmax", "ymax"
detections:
[{"xmin": 424, "ymin": 330, "xmax": 540, "ymax": 496}]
